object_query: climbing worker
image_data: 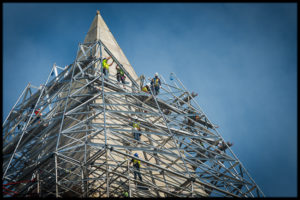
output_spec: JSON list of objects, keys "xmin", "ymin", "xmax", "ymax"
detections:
[
  {"xmin": 132, "ymin": 116, "xmax": 141, "ymax": 141},
  {"xmin": 141, "ymin": 82, "xmax": 151, "ymax": 93},
  {"xmin": 131, "ymin": 153, "xmax": 143, "ymax": 182},
  {"xmin": 116, "ymin": 65, "xmax": 126, "ymax": 88},
  {"xmin": 102, "ymin": 56, "xmax": 113, "ymax": 77},
  {"xmin": 150, "ymin": 72, "xmax": 161, "ymax": 96}
]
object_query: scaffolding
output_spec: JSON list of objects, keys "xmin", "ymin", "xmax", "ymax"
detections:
[{"xmin": 3, "ymin": 15, "xmax": 264, "ymax": 198}]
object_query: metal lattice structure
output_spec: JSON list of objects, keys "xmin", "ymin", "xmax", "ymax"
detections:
[{"xmin": 3, "ymin": 11, "xmax": 264, "ymax": 198}]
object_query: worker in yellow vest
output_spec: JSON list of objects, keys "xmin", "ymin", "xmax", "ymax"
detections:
[
  {"xmin": 131, "ymin": 153, "xmax": 143, "ymax": 182},
  {"xmin": 132, "ymin": 116, "xmax": 141, "ymax": 141},
  {"xmin": 102, "ymin": 56, "xmax": 113, "ymax": 77},
  {"xmin": 141, "ymin": 83, "xmax": 151, "ymax": 93},
  {"xmin": 123, "ymin": 191, "xmax": 129, "ymax": 197}
]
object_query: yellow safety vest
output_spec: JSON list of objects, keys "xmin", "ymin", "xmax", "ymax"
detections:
[
  {"xmin": 153, "ymin": 78, "xmax": 160, "ymax": 86},
  {"xmin": 142, "ymin": 86, "xmax": 148, "ymax": 92},
  {"xmin": 102, "ymin": 59, "xmax": 109, "ymax": 70},
  {"xmin": 133, "ymin": 159, "xmax": 141, "ymax": 167},
  {"xmin": 133, "ymin": 122, "xmax": 140, "ymax": 129}
]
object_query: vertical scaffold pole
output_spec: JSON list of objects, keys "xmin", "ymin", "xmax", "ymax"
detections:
[
  {"xmin": 84, "ymin": 104, "xmax": 89, "ymax": 197},
  {"xmin": 81, "ymin": 165, "xmax": 85, "ymax": 197},
  {"xmin": 99, "ymin": 40, "xmax": 110, "ymax": 197},
  {"xmin": 55, "ymin": 153, "xmax": 59, "ymax": 197},
  {"xmin": 127, "ymin": 149, "xmax": 131, "ymax": 197},
  {"xmin": 37, "ymin": 171, "xmax": 40, "ymax": 197}
]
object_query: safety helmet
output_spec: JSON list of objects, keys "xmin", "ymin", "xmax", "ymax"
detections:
[
  {"xmin": 134, "ymin": 153, "xmax": 138, "ymax": 157},
  {"xmin": 133, "ymin": 116, "xmax": 137, "ymax": 120},
  {"xmin": 146, "ymin": 82, "xmax": 151, "ymax": 86},
  {"xmin": 155, "ymin": 72, "xmax": 159, "ymax": 76}
]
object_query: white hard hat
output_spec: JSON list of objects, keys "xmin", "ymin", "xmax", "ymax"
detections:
[
  {"xmin": 146, "ymin": 82, "xmax": 151, "ymax": 86},
  {"xmin": 133, "ymin": 116, "xmax": 137, "ymax": 120},
  {"xmin": 155, "ymin": 72, "xmax": 159, "ymax": 76}
]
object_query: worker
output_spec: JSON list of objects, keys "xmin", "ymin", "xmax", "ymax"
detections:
[
  {"xmin": 141, "ymin": 83, "xmax": 151, "ymax": 93},
  {"xmin": 132, "ymin": 116, "xmax": 141, "ymax": 141},
  {"xmin": 123, "ymin": 191, "xmax": 129, "ymax": 198},
  {"xmin": 116, "ymin": 65, "xmax": 126, "ymax": 88},
  {"xmin": 131, "ymin": 153, "xmax": 143, "ymax": 182},
  {"xmin": 217, "ymin": 141, "xmax": 233, "ymax": 153},
  {"xmin": 186, "ymin": 110, "xmax": 213, "ymax": 130},
  {"xmin": 150, "ymin": 72, "xmax": 161, "ymax": 96},
  {"xmin": 189, "ymin": 111, "xmax": 200, "ymax": 123},
  {"xmin": 31, "ymin": 105, "xmax": 42, "ymax": 124},
  {"xmin": 102, "ymin": 56, "xmax": 113, "ymax": 77},
  {"xmin": 186, "ymin": 110, "xmax": 199, "ymax": 129}
]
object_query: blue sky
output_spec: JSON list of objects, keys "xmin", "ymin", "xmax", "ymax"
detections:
[{"xmin": 3, "ymin": 3, "xmax": 297, "ymax": 197}]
